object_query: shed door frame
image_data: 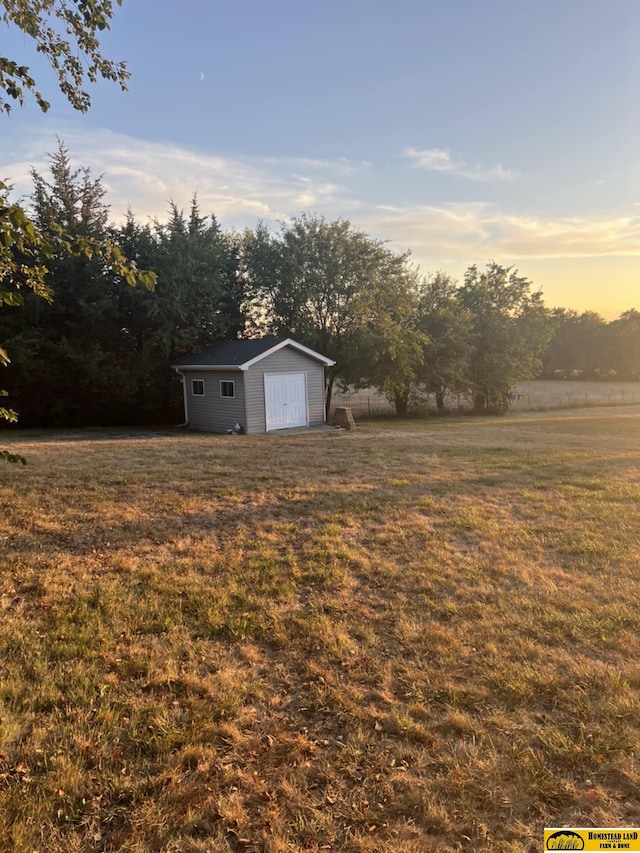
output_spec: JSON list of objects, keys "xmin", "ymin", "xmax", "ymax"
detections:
[{"xmin": 264, "ymin": 372, "xmax": 308, "ymax": 431}]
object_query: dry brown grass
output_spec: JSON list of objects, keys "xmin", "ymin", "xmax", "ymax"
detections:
[{"xmin": 1, "ymin": 407, "xmax": 640, "ymax": 852}]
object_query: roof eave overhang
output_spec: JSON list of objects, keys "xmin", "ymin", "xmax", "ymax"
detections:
[{"xmin": 171, "ymin": 364, "xmax": 246, "ymax": 372}]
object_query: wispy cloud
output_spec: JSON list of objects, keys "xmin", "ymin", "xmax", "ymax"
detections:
[
  {"xmin": 259, "ymin": 155, "xmax": 371, "ymax": 175},
  {"xmin": 362, "ymin": 203, "xmax": 640, "ymax": 265},
  {"xmin": 404, "ymin": 146, "xmax": 520, "ymax": 182},
  {"xmin": 2, "ymin": 123, "xmax": 359, "ymax": 227},
  {"xmin": 2, "ymin": 122, "xmax": 638, "ymax": 270},
  {"xmin": 496, "ymin": 212, "xmax": 640, "ymax": 259}
]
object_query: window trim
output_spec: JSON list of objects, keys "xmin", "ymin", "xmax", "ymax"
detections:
[
  {"xmin": 220, "ymin": 380, "xmax": 235, "ymax": 399},
  {"xmin": 191, "ymin": 379, "xmax": 205, "ymax": 397}
]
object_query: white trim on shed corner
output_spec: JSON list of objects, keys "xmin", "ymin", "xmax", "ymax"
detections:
[
  {"xmin": 242, "ymin": 339, "xmax": 335, "ymax": 370},
  {"xmin": 175, "ymin": 368, "xmax": 189, "ymax": 427}
]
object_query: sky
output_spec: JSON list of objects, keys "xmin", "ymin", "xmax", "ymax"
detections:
[{"xmin": 1, "ymin": 0, "xmax": 639, "ymax": 318}]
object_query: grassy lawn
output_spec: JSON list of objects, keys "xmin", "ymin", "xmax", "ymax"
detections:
[{"xmin": 1, "ymin": 407, "xmax": 640, "ymax": 852}]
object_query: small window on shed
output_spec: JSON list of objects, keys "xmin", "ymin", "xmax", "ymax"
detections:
[
  {"xmin": 192, "ymin": 379, "xmax": 205, "ymax": 396},
  {"xmin": 220, "ymin": 380, "xmax": 235, "ymax": 398}
]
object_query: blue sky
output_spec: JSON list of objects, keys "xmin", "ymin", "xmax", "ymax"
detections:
[{"xmin": 2, "ymin": 0, "xmax": 639, "ymax": 317}]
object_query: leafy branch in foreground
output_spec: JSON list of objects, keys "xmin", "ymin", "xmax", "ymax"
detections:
[
  {"xmin": 0, "ymin": 2, "xmax": 149, "ymax": 457},
  {"xmin": 0, "ymin": 0, "xmax": 129, "ymax": 114},
  {"xmin": 1, "ymin": 178, "xmax": 156, "ymax": 294}
]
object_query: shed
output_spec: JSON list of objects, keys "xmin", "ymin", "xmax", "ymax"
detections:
[{"xmin": 172, "ymin": 338, "xmax": 335, "ymax": 434}]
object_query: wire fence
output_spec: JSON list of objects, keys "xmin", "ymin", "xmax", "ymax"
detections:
[
  {"xmin": 510, "ymin": 380, "xmax": 640, "ymax": 412},
  {"xmin": 329, "ymin": 380, "xmax": 640, "ymax": 420}
]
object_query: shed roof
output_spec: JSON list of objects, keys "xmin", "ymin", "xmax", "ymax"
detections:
[{"xmin": 172, "ymin": 338, "xmax": 335, "ymax": 371}]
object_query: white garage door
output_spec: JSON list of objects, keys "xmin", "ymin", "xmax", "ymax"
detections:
[{"xmin": 264, "ymin": 373, "xmax": 307, "ymax": 431}]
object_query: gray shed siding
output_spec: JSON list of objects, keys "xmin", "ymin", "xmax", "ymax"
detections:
[
  {"xmin": 243, "ymin": 348, "xmax": 326, "ymax": 434},
  {"xmin": 182, "ymin": 370, "xmax": 245, "ymax": 432}
]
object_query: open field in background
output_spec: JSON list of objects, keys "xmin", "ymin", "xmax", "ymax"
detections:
[
  {"xmin": 330, "ymin": 380, "xmax": 640, "ymax": 418},
  {"xmin": 1, "ymin": 407, "xmax": 640, "ymax": 852}
]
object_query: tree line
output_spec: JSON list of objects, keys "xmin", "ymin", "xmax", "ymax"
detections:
[
  {"xmin": 541, "ymin": 309, "xmax": 640, "ymax": 381},
  {"xmin": 1, "ymin": 144, "xmax": 638, "ymax": 429}
]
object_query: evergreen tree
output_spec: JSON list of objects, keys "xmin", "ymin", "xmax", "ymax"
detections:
[
  {"xmin": 1, "ymin": 142, "xmax": 139, "ymax": 425},
  {"xmin": 142, "ymin": 197, "xmax": 244, "ymax": 409}
]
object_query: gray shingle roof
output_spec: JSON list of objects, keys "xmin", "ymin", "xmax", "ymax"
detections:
[
  {"xmin": 173, "ymin": 337, "xmax": 335, "ymax": 369},
  {"xmin": 172, "ymin": 338, "xmax": 286, "ymax": 367}
]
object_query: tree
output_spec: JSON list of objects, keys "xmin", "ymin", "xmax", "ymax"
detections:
[
  {"xmin": 345, "ymin": 256, "xmax": 423, "ymax": 416},
  {"xmin": 243, "ymin": 214, "xmax": 422, "ymax": 412},
  {"xmin": 1, "ymin": 167, "xmax": 154, "ymax": 433},
  {"xmin": 0, "ymin": 0, "xmax": 146, "ymax": 298},
  {"xmin": 1, "ymin": 1, "xmax": 153, "ymax": 450},
  {"xmin": 2, "ymin": 181, "xmax": 244, "ymax": 427},
  {"xmin": 413, "ymin": 272, "xmax": 472, "ymax": 412},
  {"xmin": 137, "ymin": 197, "xmax": 244, "ymax": 410},
  {"xmin": 1, "ymin": 142, "xmax": 142, "ymax": 426},
  {"xmin": 459, "ymin": 262, "xmax": 554, "ymax": 412},
  {"xmin": 541, "ymin": 310, "xmax": 608, "ymax": 378},
  {"xmin": 606, "ymin": 310, "xmax": 640, "ymax": 380},
  {"xmin": 0, "ymin": 0, "xmax": 129, "ymax": 114}
]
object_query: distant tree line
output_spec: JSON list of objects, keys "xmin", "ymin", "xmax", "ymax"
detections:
[
  {"xmin": 541, "ymin": 309, "xmax": 640, "ymax": 381},
  {"xmin": 1, "ymin": 144, "xmax": 638, "ymax": 428}
]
